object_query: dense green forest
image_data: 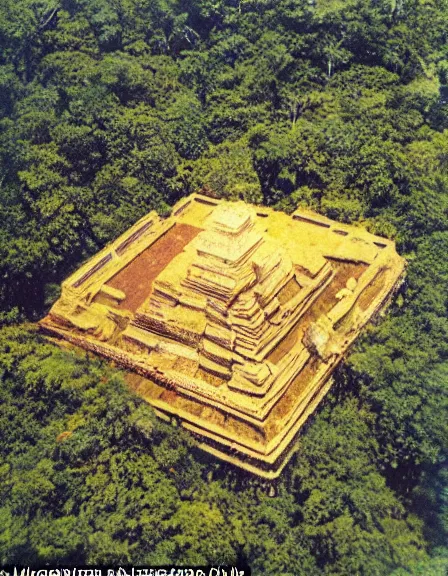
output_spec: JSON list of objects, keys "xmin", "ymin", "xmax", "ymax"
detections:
[{"xmin": 0, "ymin": 0, "xmax": 447, "ymax": 573}]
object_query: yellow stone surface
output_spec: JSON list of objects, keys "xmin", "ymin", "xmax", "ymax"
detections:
[{"xmin": 40, "ymin": 193, "xmax": 406, "ymax": 478}]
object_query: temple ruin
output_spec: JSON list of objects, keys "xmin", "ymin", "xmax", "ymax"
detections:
[{"xmin": 40, "ymin": 194, "xmax": 406, "ymax": 478}]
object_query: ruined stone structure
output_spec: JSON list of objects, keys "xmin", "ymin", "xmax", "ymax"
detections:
[{"xmin": 40, "ymin": 194, "xmax": 405, "ymax": 478}]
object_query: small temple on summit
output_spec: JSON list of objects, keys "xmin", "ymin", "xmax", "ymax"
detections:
[{"xmin": 40, "ymin": 193, "xmax": 405, "ymax": 478}]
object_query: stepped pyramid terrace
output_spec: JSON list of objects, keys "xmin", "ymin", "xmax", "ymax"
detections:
[{"xmin": 40, "ymin": 194, "xmax": 406, "ymax": 478}]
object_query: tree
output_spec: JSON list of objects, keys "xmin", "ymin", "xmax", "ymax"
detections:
[
  {"xmin": 185, "ymin": 137, "xmax": 263, "ymax": 203},
  {"xmin": 284, "ymin": 399, "xmax": 428, "ymax": 575}
]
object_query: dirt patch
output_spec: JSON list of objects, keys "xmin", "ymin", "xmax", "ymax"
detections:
[
  {"xmin": 107, "ymin": 223, "xmax": 201, "ymax": 312},
  {"xmin": 356, "ymin": 268, "xmax": 386, "ymax": 311},
  {"xmin": 265, "ymin": 357, "xmax": 320, "ymax": 437},
  {"xmin": 267, "ymin": 260, "xmax": 367, "ymax": 364}
]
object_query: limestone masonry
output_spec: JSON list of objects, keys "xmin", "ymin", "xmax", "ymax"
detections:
[{"xmin": 40, "ymin": 194, "xmax": 406, "ymax": 478}]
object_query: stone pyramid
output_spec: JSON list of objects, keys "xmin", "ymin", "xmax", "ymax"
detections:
[
  {"xmin": 128, "ymin": 203, "xmax": 308, "ymax": 388},
  {"xmin": 40, "ymin": 193, "xmax": 406, "ymax": 478}
]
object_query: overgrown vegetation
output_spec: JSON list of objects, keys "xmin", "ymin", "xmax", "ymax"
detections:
[{"xmin": 0, "ymin": 0, "xmax": 447, "ymax": 573}]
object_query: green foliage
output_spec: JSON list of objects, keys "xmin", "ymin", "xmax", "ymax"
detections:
[
  {"xmin": 284, "ymin": 400, "xmax": 428, "ymax": 575},
  {"xmin": 186, "ymin": 138, "xmax": 262, "ymax": 202},
  {"xmin": 0, "ymin": 327, "xmax": 435, "ymax": 573},
  {"xmin": 349, "ymin": 232, "xmax": 448, "ymax": 468},
  {"xmin": 0, "ymin": 327, "xmax": 196, "ymax": 565}
]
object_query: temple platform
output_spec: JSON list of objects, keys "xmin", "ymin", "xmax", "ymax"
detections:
[{"xmin": 39, "ymin": 194, "xmax": 406, "ymax": 478}]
